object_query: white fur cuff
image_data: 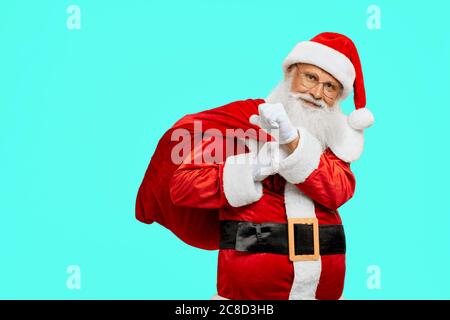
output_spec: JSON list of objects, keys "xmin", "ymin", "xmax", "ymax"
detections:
[
  {"xmin": 278, "ymin": 127, "xmax": 323, "ymax": 184},
  {"xmin": 222, "ymin": 153, "xmax": 263, "ymax": 207}
]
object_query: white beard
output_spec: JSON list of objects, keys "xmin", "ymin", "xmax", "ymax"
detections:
[{"xmin": 266, "ymin": 79, "xmax": 344, "ymax": 150}]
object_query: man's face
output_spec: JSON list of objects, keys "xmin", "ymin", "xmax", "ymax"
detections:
[{"xmin": 289, "ymin": 63, "xmax": 342, "ymax": 108}]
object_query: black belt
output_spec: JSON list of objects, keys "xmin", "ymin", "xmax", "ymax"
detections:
[{"xmin": 220, "ymin": 220, "xmax": 346, "ymax": 261}]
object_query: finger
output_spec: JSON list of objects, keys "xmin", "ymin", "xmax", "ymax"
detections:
[
  {"xmin": 268, "ymin": 119, "xmax": 279, "ymax": 128},
  {"xmin": 258, "ymin": 111, "xmax": 279, "ymax": 128},
  {"xmin": 258, "ymin": 103, "xmax": 269, "ymax": 115},
  {"xmin": 259, "ymin": 108, "xmax": 280, "ymax": 129},
  {"xmin": 250, "ymin": 115, "xmax": 273, "ymax": 131},
  {"xmin": 249, "ymin": 114, "xmax": 260, "ymax": 126}
]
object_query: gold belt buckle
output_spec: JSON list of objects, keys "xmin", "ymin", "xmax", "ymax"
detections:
[{"xmin": 288, "ymin": 217, "xmax": 320, "ymax": 262}]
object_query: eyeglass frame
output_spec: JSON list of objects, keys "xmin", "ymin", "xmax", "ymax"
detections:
[{"xmin": 292, "ymin": 64, "xmax": 343, "ymax": 99}]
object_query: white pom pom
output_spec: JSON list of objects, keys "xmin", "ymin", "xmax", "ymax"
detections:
[{"xmin": 348, "ymin": 108, "xmax": 374, "ymax": 130}]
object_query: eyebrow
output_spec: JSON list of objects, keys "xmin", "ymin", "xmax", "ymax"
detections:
[
  {"xmin": 303, "ymin": 70, "xmax": 340, "ymax": 86},
  {"xmin": 303, "ymin": 71, "xmax": 319, "ymax": 78},
  {"xmin": 298, "ymin": 65, "xmax": 342, "ymax": 88}
]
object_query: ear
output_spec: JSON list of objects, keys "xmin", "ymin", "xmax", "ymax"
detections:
[
  {"xmin": 285, "ymin": 64, "xmax": 298, "ymax": 80},
  {"xmin": 337, "ymin": 83, "xmax": 345, "ymax": 100},
  {"xmin": 286, "ymin": 64, "xmax": 295, "ymax": 73}
]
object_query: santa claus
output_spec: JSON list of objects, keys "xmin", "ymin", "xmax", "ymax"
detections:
[{"xmin": 135, "ymin": 32, "xmax": 374, "ymax": 300}]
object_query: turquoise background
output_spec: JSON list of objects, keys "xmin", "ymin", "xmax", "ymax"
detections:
[{"xmin": 1, "ymin": 0, "xmax": 449, "ymax": 299}]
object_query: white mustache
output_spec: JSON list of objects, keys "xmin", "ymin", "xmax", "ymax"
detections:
[{"xmin": 288, "ymin": 92, "xmax": 328, "ymax": 110}]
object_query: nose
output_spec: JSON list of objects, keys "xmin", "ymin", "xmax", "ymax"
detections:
[{"xmin": 308, "ymin": 83, "xmax": 323, "ymax": 100}]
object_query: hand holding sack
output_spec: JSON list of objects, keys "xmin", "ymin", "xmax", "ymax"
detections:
[{"xmin": 249, "ymin": 102, "xmax": 299, "ymax": 145}]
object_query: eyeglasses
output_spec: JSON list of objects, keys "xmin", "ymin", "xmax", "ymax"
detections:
[{"xmin": 297, "ymin": 71, "xmax": 342, "ymax": 99}]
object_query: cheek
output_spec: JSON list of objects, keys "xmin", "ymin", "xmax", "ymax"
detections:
[
  {"xmin": 324, "ymin": 96, "xmax": 335, "ymax": 107},
  {"xmin": 291, "ymin": 78, "xmax": 307, "ymax": 93}
]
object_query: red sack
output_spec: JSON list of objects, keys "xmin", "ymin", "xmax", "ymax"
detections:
[{"xmin": 135, "ymin": 99, "xmax": 271, "ymax": 250}]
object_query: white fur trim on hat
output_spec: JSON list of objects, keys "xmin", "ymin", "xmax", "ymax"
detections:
[
  {"xmin": 282, "ymin": 41, "xmax": 356, "ymax": 100},
  {"xmin": 348, "ymin": 108, "xmax": 374, "ymax": 130},
  {"xmin": 222, "ymin": 152, "xmax": 263, "ymax": 207}
]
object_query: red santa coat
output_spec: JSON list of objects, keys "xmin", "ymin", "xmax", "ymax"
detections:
[{"xmin": 136, "ymin": 98, "xmax": 365, "ymax": 300}]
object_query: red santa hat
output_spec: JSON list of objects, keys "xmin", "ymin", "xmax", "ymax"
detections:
[{"xmin": 282, "ymin": 32, "xmax": 374, "ymax": 130}]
